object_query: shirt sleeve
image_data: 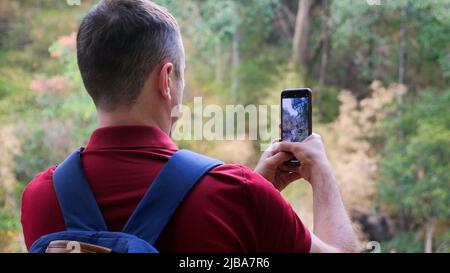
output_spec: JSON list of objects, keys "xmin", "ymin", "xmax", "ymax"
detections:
[
  {"xmin": 21, "ymin": 165, "xmax": 66, "ymax": 250},
  {"xmin": 240, "ymin": 166, "xmax": 311, "ymax": 253}
]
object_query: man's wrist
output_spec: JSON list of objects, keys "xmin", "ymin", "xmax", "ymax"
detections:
[
  {"xmin": 309, "ymin": 161, "xmax": 336, "ymax": 188},
  {"xmin": 310, "ymin": 160, "xmax": 332, "ymax": 174}
]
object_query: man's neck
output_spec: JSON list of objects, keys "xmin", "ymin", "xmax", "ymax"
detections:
[{"xmin": 97, "ymin": 108, "xmax": 171, "ymax": 134}]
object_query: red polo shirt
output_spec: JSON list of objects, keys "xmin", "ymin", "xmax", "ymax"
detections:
[{"xmin": 21, "ymin": 126, "xmax": 311, "ymax": 252}]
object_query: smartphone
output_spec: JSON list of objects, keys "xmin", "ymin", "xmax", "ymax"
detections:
[{"xmin": 281, "ymin": 88, "xmax": 312, "ymax": 164}]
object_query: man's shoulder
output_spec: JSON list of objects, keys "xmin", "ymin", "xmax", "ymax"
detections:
[
  {"xmin": 21, "ymin": 165, "xmax": 66, "ymax": 250},
  {"xmin": 204, "ymin": 163, "xmax": 280, "ymax": 195},
  {"xmin": 22, "ymin": 165, "xmax": 57, "ymax": 199}
]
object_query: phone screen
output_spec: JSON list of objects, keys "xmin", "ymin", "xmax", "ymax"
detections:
[
  {"xmin": 282, "ymin": 96, "xmax": 309, "ymax": 142},
  {"xmin": 281, "ymin": 89, "xmax": 312, "ymax": 164},
  {"xmin": 281, "ymin": 89, "xmax": 311, "ymax": 143}
]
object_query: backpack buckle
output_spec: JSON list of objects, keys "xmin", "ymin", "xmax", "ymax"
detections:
[{"xmin": 45, "ymin": 240, "xmax": 112, "ymax": 253}]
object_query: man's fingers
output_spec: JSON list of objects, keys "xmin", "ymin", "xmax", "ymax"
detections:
[
  {"xmin": 266, "ymin": 151, "xmax": 292, "ymax": 166},
  {"xmin": 305, "ymin": 132, "xmax": 321, "ymax": 142},
  {"xmin": 272, "ymin": 141, "xmax": 300, "ymax": 154},
  {"xmin": 287, "ymin": 172, "xmax": 302, "ymax": 181},
  {"xmin": 261, "ymin": 139, "xmax": 282, "ymax": 159},
  {"xmin": 273, "ymin": 133, "xmax": 321, "ymax": 153},
  {"xmin": 278, "ymin": 171, "xmax": 302, "ymax": 183},
  {"xmin": 261, "ymin": 141, "xmax": 278, "ymax": 159},
  {"xmin": 279, "ymin": 164, "xmax": 300, "ymax": 172}
]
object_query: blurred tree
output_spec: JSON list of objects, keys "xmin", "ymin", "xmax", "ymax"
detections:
[
  {"xmin": 329, "ymin": 0, "xmax": 450, "ymax": 95},
  {"xmin": 291, "ymin": 0, "xmax": 315, "ymax": 78},
  {"xmin": 378, "ymin": 89, "xmax": 450, "ymax": 252}
]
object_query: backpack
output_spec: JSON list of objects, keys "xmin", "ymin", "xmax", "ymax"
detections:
[{"xmin": 29, "ymin": 148, "xmax": 222, "ymax": 253}]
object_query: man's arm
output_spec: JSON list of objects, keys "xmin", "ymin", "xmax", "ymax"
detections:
[
  {"xmin": 255, "ymin": 134, "xmax": 358, "ymax": 252},
  {"xmin": 308, "ymin": 162, "xmax": 357, "ymax": 252}
]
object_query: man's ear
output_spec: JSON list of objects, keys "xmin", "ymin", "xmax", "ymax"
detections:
[{"xmin": 158, "ymin": 62, "xmax": 174, "ymax": 101}]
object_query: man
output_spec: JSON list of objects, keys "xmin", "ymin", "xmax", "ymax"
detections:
[{"xmin": 21, "ymin": 0, "xmax": 357, "ymax": 253}]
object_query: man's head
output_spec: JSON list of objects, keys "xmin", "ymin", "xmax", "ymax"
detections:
[{"xmin": 77, "ymin": 0, "xmax": 185, "ymax": 131}]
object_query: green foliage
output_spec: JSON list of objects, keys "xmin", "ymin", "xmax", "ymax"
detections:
[
  {"xmin": 0, "ymin": 210, "xmax": 20, "ymax": 232},
  {"xmin": 14, "ymin": 39, "xmax": 96, "ymax": 184},
  {"xmin": 0, "ymin": 67, "xmax": 30, "ymax": 100},
  {"xmin": 314, "ymin": 86, "xmax": 340, "ymax": 123},
  {"xmin": 329, "ymin": 0, "xmax": 450, "ymax": 92},
  {"xmin": 157, "ymin": 0, "xmax": 279, "ymax": 103},
  {"xmin": 378, "ymin": 89, "xmax": 450, "ymax": 226},
  {"xmin": 0, "ymin": 182, "xmax": 21, "ymax": 248},
  {"xmin": 237, "ymin": 54, "xmax": 282, "ymax": 104},
  {"xmin": 381, "ymin": 232, "xmax": 423, "ymax": 253},
  {"xmin": 435, "ymin": 230, "xmax": 450, "ymax": 253},
  {"xmin": 0, "ymin": 209, "xmax": 23, "ymax": 252},
  {"xmin": 15, "ymin": 129, "xmax": 55, "ymax": 184}
]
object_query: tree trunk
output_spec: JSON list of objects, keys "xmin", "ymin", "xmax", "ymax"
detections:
[
  {"xmin": 318, "ymin": 0, "xmax": 330, "ymax": 87},
  {"xmin": 231, "ymin": 7, "xmax": 240, "ymax": 101},
  {"xmin": 276, "ymin": 7, "xmax": 294, "ymax": 39},
  {"xmin": 318, "ymin": 36, "xmax": 329, "ymax": 87},
  {"xmin": 398, "ymin": 205, "xmax": 408, "ymax": 231},
  {"xmin": 215, "ymin": 42, "xmax": 223, "ymax": 85},
  {"xmin": 425, "ymin": 217, "xmax": 437, "ymax": 253},
  {"xmin": 292, "ymin": 0, "xmax": 314, "ymax": 78},
  {"xmin": 398, "ymin": 4, "xmax": 408, "ymax": 84},
  {"xmin": 276, "ymin": 3, "xmax": 296, "ymax": 39}
]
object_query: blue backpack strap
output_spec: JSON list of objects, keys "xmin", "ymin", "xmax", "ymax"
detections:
[
  {"xmin": 53, "ymin": 147, "xmax": 108, "ymax": 231},
  {"xmin": 122, "ymin": 149, "xmax": 222, "ymax": 244}
]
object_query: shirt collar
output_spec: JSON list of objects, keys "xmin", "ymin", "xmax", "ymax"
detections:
[{"xmin": 85, "ymin": 125, "xmax": 178, "ymax": 151}]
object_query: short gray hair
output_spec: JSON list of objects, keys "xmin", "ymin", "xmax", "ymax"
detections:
[{"xmin": 77, "ymin": 0, "xmax": 182, "ymax": 110}]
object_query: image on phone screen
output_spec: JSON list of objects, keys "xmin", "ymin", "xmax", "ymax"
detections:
[{"xmin": 282, "ymin": 96, "xmax": 309, "ymax": 142}]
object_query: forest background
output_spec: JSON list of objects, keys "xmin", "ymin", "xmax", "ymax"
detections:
[{"xmin": 0, "ymin": 0, "xmax": 449, "ymax": 252}]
